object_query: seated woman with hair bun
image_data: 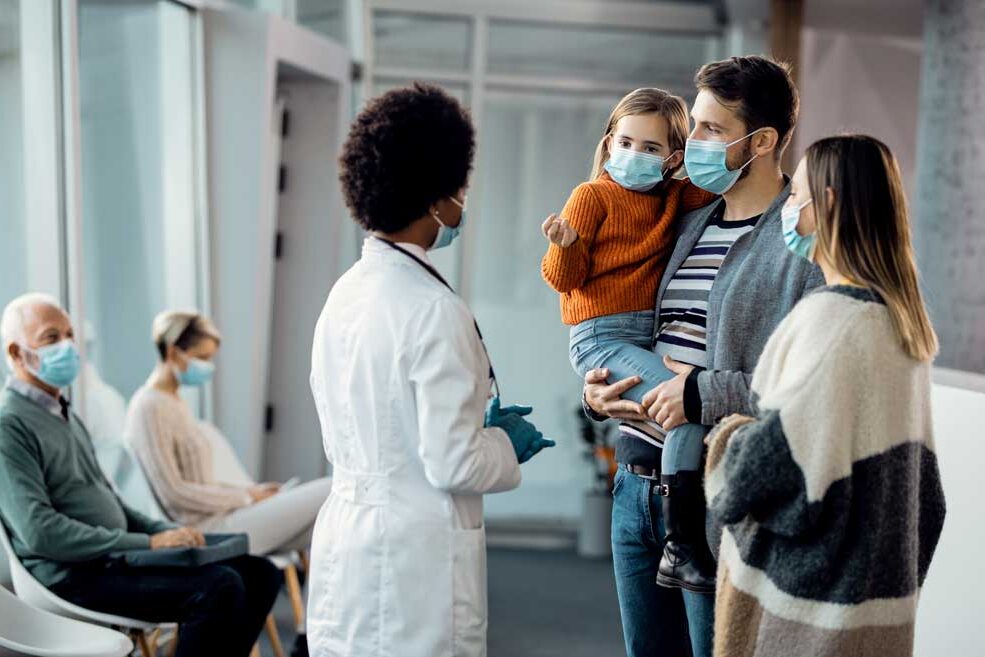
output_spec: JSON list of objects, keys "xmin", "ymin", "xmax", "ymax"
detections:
[{"xmin": 124, "ymin": 310, "xmax": 332, "ymax": 557}]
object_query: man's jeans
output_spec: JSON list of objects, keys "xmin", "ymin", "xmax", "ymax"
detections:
[
  {"xmin": 51, "ymin": 554, "xmax": 282, "ymax": 657},
  {"xmin": 611, "ymin": 467, "xmax": 714, "ymax": 657}
]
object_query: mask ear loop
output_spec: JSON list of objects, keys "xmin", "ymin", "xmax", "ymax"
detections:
[
  {"xmin": 16, "ymin": 343, "xmax": 40, "ymax": 374},
  {"xmin": 662, "ymin": 149, "xmax": 683, "ymax": 177},
  {"xmin": 726, "ymin": 127, "xmax": 774, "ymax": 172}
]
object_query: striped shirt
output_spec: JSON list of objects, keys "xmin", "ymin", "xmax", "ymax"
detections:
[{"xmin": 655, "ymin": 209, "xmax": 759, "ymax": 368}]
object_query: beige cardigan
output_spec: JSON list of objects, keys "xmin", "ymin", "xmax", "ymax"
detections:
[{"xmin": 124, "ymin": 386, "xmax": 252, "ymax": 526}]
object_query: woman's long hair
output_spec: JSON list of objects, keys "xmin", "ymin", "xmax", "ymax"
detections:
[
  {"xmin": 805, "ymin": 135, "xmax": 938, "ymax": 361},
  {"xmin": 590, "ymin": 88, "xmax": 689, "ymax": 181}
]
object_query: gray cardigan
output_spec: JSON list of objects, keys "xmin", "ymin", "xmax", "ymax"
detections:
[{"xmin": 653, "ymin": 183, "xmax": 825, "ymax": 425}]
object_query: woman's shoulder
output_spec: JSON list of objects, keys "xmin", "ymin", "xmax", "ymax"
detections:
[
  {"xmin": 775, "ymin": 286, "xmax": 894, "ymax": 362},
  {"xmin": 127, "ymin": 385, "xmax": 183, "ymax": 419},
  {"xmin": 798, "ymin": 286, "xmax": 888, "ymax": 328}
]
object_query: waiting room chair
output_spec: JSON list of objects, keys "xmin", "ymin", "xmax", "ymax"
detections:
[
  {"xmin": 109, "ymin": 425, "xmax": 286, "ymax": 657},
  {"xmin": 0, "ymin": 523, "xmax": 171, "ymax": 657},
  {"xmin": 0, "ymin": 584, "xmax": 133, "ymax": 657}
]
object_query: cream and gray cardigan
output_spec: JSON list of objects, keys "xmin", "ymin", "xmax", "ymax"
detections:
[{"xmin": 705, "ymin": 286, "xmax": 945, "ymax": 657}]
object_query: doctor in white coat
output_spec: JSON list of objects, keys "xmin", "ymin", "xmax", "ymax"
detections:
[{"xmin": 307, "ymin": 83, "xmax": 555, "ymax": 657}]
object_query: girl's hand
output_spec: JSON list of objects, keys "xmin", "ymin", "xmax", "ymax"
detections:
[{"xmin": 541, "ymin": 214, "xmax": 578, "ymax": 248}]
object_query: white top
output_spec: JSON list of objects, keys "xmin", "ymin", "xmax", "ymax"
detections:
[
  {"xmin": 124, "ymin": 386, "xmax": 251, "ymax": 526},
  {"xmin": 305, "ymin": 237, "xmax": 521, "ymax": 657}
]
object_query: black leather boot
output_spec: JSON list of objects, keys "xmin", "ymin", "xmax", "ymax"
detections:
[{"xmin": 655, "ymin": 471, "xmax": 716, "ymax": 593}]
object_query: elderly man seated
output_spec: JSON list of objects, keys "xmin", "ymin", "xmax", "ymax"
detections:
[{"xmin": 0, "ymin": 293, "xmax": 281, "ymax": 657}]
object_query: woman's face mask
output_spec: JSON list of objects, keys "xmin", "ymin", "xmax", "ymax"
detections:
[
  {"xmin": 781, "ymin": 198, "xmax": 817, "ymax": 261},
  {"xmin": 173, "ymin": 352, "xmax": 216, "ymax": 387}
]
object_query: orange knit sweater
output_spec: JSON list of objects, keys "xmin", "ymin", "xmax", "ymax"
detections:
[{"xmin": 541, "ymin": 174, "xmax": 717, "ymax": 325}]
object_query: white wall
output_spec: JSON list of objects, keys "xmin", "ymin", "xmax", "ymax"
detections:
[
  {"xmin": 915, "ymin": 378, "xmax": 985, "ymax": 656},
  {"xmin": 794, "ymin": 28, "xmax": 923, "ymax": 200},
  {"xmin": 204, "ymin": 6, "xmax": 351, "ymax": 477}
]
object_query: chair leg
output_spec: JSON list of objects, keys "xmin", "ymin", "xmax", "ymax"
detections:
[
  {"xmin": 283, "ymin": 563, "xmax": 305, "ymax": 632},
  {"xmin": 136, "ymin": 631, "xmax": 156, "ymax": 657},
  {"xmin": 298, "ymin": 549, "xmax": 309, "ymax": 575},
  {"xmin": 265, "ymin": 613, "xmax": 285, "ymax": 657},
  {"xmin": 250, "ymin": 644, "xmax": 261, "ymax": 657}
]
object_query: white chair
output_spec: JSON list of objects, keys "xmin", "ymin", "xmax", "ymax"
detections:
[
  {"xmin": 0, "ymin": 584, "xmax": 132, "ymax": 657},
  {"xmin": 0, "ymin": 524, "xmax": 171, "ymax": 657},
  {"xmin": 120, "ymin": 422, "xmax": 287, "ymax": 657}
]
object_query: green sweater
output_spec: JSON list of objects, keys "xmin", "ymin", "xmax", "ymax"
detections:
[{"xmin": 0, "ymin": 386, "xmax": 173, "ymax": 587}]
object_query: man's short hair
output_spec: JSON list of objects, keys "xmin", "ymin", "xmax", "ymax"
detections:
[
  {"xmin": 1, "ymin": 293, "xmax": 63, "ymax": 369},
  {"xmin": 695, "ymin": 56, "xmax": 800, "ymax": 156}
]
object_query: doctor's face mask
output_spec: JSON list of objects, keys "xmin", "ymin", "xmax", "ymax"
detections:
[{"xmin": 430, "ymin": 195, "xmax": 467, "ymax": 250}]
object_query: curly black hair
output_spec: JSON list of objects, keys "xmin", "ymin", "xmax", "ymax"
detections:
[{"xmin": 339, "ymin": 83, "xmax": 475, "ymax": 233}]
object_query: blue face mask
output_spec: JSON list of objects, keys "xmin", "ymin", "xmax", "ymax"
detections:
[
  {"xmin": 604, "ymin": 147, "xmax": 669, "ymax": 192},
  {"xmin": 684, "ymin": 129, "xmax": 763, "ymax": 195},
  {"xmin": 430, "ymin": 196, "xmax": 466, "ymax": 250},
  {"xmin": 781, "ymin": 198, "xmax": 816, "ymax": 261},
  {"xmin": 24, "ymin": 340, "xmax": 81, "ymax": 389},
  {"xmin": 176, "ymin": 356, "xmax": 215, "ymax": 387}
]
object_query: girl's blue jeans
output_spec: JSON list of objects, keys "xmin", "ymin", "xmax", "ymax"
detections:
[{"xmin": 570, "ymin": 311, "xmax": 707, "ymax": 475}]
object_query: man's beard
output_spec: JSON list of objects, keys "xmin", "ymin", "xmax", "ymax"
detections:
[{"xmin": 726, "ymin": 141, "xmax": 754, "ymax": 186}]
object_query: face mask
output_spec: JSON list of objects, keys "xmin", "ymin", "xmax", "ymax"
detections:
[
  {"xmin": 781, "ymin": 198, "xmax": 816, "ymax": 261},
  {"xmin": 430, "ymin": 196, "xmax": 466, "ymax": 250},
  {"xmin": 174, "ymin": 355, "xmax": 215, "ymax": 387},
  {"xmin": 684, "ymin": 129, "xmax": 764, "ymax": 195},
  {"xmin": 604, "ymin": 147, "xmax": 669, "ymax": 192},
  {"xmin": 22, "ymin": 340, "xmax": 81, "ymax": 389}
]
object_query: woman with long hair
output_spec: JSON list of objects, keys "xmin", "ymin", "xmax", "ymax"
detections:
[{"xmin": 705, "ymin": 135, "xmax": 946, "ymax": 657}]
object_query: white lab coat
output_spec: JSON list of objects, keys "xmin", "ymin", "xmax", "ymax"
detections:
[{"xmin": 307, "ymin": 238, "xmax": 521, "ymax": 657}]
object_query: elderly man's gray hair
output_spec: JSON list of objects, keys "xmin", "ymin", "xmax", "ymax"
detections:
[{"xmin": 1, "ymin": 293, "xmax": 63, "ymax": 369}]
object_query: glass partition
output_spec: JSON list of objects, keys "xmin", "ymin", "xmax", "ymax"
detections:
[
  {"xmin": 374, "ymin": 11, "xmax": 472, "ymax": 72},
  {"xmin": 76, "ymin": 0, "xmax": 202, "ymax": 410},
  {"xmin": 0, "ymin": 0, "xmax": 63, "ymax": 324},
  {"xmin": 471, "ymin": 90, "xmax": 622, "ymax": 518},
  {"xmin": 0, "ymin": 0, "xmax": 27, "ymax": 312}
]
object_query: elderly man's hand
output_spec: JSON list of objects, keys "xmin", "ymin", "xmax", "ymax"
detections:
[{"xmin": 150, "ymin": 527, "xmax": 205, "ymax": 550}]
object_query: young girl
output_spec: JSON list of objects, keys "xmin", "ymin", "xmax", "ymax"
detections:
[
  {"xmin": 704, "ymin": 135, "xmax": 945, "ymax": 657},
  {"xmin": 541, "ymin": 88, "xmax": 717, "ymax": 589}
]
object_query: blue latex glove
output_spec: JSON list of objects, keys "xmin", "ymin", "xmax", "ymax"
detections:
[
  {"xmin": 484, "ymin": 396, "xmax": 533, "ymax": 427},
  {"xmin": 485, "ymin": 397, "xmax": 556, "ymax": 464}
]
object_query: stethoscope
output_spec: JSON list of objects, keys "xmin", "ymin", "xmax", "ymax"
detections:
[{"xmin": 372, "ymin": 235, "xmax": 501, "ymax": 400}]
